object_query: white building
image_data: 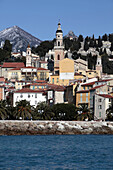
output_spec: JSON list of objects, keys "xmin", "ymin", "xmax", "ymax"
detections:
[
  {"xmin": 13, "ymin": 88, "xmax": 46, "ymax": 107},
  {"xmin": 94, "ymin": 94, "xmax": 113, "ymax": 120}
]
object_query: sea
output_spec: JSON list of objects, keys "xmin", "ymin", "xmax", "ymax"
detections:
[{"xmin": 0, "ymin": 135, "xmax": 113, "ymax": 170}]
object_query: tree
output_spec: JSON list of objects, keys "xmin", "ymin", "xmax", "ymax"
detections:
[
  {"xmin": 0, "ymin": 40, "xmax": 12, "ymax": 63},
  {"xmin": 64, "ymin": 38, "xmax": 73, "ymax": 51},
  {"xmin": 85, "ymin": 36, "xmax": 89, "ymax": 42},
  {"xmin": 98, "ymin": 36, "xmax": 102, "ymax": 47},
  {"xmin": 110, "ymin": 42, "xmax": 113, "ymax": 51},
  {"xmin": 0, "ymin": 100, "xmax": 9, "ymax": 120},
  {"xmin": 92, "ymin": 34, "xmax": 95, "ymax": 41},
  {"xmin": 106, "ymin": 103, "xmax": 113, "ymax": 121},
  {"xmin": 3, "ymin": 40, "xmax": 12, "ymax": 53},
  {"xmin": 109, "ymin": 34, "xmax": 113, "ymax": 42},
  {"xmin": 84, "ymin": 41, "xmax": 89, "ymax": 51},
  {"xmin": 32, "ymin": 40, "xmax": 54, "ymax": 57},
  {"xmin": 51, "ymin": 103, "xmax": 77, "ymax": 120},
  {"xmin": 89, "ymin": 39, "xmax": 94, "ymax": 48},
  {"xmin": 102, "ymin": 34, "xmax": 108, "ymax": 41},
  {"xmin": 78, "ymin": 35, "xmax": 83, "ymax": 42},
  {"xmin": 14, "ymin": 100, "xmax": 33, "ymax": 120},
  {"xmin": 76, "ymin": 103, "xmax": 93, "ymax": 121},
  {"xmin": 33, "ymin": 102, "xmax": 54, "ymax": 120}
]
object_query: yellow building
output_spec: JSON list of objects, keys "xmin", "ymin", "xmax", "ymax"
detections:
[
  {"xmin": 76, "ymin": 89, "xmax": 90, "ymax": 108},
  {"xmin": 8, "ymin": 68, "xmax": 22, "ymax": 81},
  {"xmin": 37, "ymin": 67, "xmax": 49, "ymax": 81},
  {"xmin": 15, "ymin": 81, "xmax": 27, "ymax": 90},
  {"xmin": 86, "ymin": 70, "xmax": 99, "ymax": 78},
  {"xmin": 76, "ymin": 81, "xmax": 95, "ymax": 108},
  {"xmin": 50, "ymin": 58, "xmax": 85, "ymax": 86}
]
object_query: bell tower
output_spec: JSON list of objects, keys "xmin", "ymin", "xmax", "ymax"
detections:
[
  {"xmin": 96, "ymin": 55, "xmax": 102, "ymax": 77},
  {"xmin": 54, "ymin": 22, "xmax": 64, "ymax": 73},
  {"xmin": 26, "ymin": 44, "xmax": 32, "ymax": 67}
]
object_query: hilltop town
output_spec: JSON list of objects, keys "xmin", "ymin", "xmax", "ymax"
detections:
[{"xmin": 0, "ymin": 22, "xmax": 113, "ymax": 121}]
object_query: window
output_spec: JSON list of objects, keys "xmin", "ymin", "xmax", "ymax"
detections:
[
  {"xmin": 89, "ymin": 72, "xmax": 91, "ymax": 75},
  {"xmin": 99, "ymin": 112, "xmax": 101, "ymax": 117},
  {"xmin": 20, "ymin": 94, "xmax": 23, "ymax": 98},
  {"xmin": 5, "ymin": 68, "xmax": 7, "ymax": 71},
  {"xmin": 98, "ymin": 105, "xmax": 102, "ymax": 109},
  {"xmin": 98, "ymin": 98, "xmax": 102, "ymax": 102},
  {"xmin": 80, "ymin": 93, "xmax": 82, "ymax": 102},
  {"xmin": 58, "ymin": 41, "xmax": 60, "ymax": 46},
  {"xmin": 28, "ymin": 94, "xmax": 30, "ymax": 98},
  {"xmin": 86, "ymin": 97, "xmax": 88, "ymax": 102},
  {"xmin": 52, "ymin": 78, "xmax": 54, "ymax": 84},
  {"xmin": 35, "ymin": 94, "xmax": 37, "ymax": 98},
  {"xmin": 35, "ymin": 101, "xmax": 37, "ymax": 104},
  {"xmin": 57, "ymin": 78, "xmax": 59, "ymax": 83},
  {"xmin": 86, "ymin": 93, "xmax": 88, "ymax": 97},
  {"xmin": 28, "ymin": 51, "xmax": 29, "ymax": 55},
  {"xmin": 57, "ymin": 55, "xmax": 60, "ymax": 60},
  {"xmin": 83, "ymin": 87, "xmax": 85, "ymax": 90},
  {"xmin": 40, "ymin": 72, "xmax": 44, "ymax": 80}
]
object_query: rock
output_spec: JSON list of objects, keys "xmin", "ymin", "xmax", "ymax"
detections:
[{"xmin": 0, "ymin": 121, "xmax": 113, "ymax": 135}]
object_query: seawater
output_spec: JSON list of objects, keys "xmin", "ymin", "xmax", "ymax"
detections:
[{"xmin": 0, "ymin": 135, "xmax": 113, "ymax": 170}]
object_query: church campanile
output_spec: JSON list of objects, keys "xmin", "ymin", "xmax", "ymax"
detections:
[
  {"xmin": 54, "ymin": 22, "xmax": 64, "ymax": 73},
  {"xmin": 26, "ymin": 44, "xmax": 32, "ymax": 67}
]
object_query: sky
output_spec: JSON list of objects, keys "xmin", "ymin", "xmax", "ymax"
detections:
[{"xmin": 0, "ymin": 0, "xmax": 113, "ymax": 41}]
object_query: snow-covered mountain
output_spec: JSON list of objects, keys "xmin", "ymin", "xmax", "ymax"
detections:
[{"xmin": 0, "ymin": 26, "xmax": 41, "ymax": 52}]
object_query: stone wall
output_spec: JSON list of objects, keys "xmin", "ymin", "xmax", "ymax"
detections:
[{"xmin": 0, "ymin": 120, "xmax": 113, "ymax": 135}]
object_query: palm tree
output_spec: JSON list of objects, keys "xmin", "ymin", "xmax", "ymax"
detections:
[
  {"xmin": 0, "ymin": 100, "xmax": 9, "ymax": 120},
  {"xmin": 76, "ymin": 103, "xmax": 93, "ymax": 121},
  {"xmin": 33, "ymin": 102, "xmax": 54, "ymax": 120},
  {"xmin": 14, "ymin": 100, "xmax": 33, "ymax": 120},
  {"xmin": 106, "ymin": 104, "xmax": 113, "ymax": 121}
]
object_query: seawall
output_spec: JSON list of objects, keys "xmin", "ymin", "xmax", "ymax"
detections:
[{"xmin": 0, "ymin": 120, "xmax": 113, "ymax": 135}]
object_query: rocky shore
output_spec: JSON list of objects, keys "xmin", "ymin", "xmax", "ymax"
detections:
[{"xmin": 0, "ymin": 120, "xmax": 113, "ymax": 135}]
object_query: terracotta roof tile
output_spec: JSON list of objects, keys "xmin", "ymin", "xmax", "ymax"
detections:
[
  {"xmin": 2, "ymin": 62, "xmax": 25, "ymax": 68},
  {"xmin": 81, "ymin": 82, "xmax": 95, "ymax": 86},
  {"xmin": 89, "ymin": 84, "xmax": 106, "ymax": 91},
  {"xmin": 15, "ymin": 88, "xmax": 45, "ymax": 93},
  {"xmin": 97, "ymin": 94, "xmax": 113, "ymax": 99},
  {"xmin": 37, "ymin": 67, "xmax": 49, "ymax": 71},
  {"xmin": 76, "ymin": 90, "xmax": 89, "ymax": 93}
]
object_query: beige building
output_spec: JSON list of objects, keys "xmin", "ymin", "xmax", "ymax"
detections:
[
  {"xmin": 50, "ymin": 58, "xmax": 85, "ymax": 86},
  {"xmin": 0, "ymin": 62, "xmax": 25, "ymax": 79},
  {"xmin": 8, "ymin": 68, "xmax": 22, "ymax": 81}
]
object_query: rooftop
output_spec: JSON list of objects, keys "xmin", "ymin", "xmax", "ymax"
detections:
[{"xmin": 2, "ymin": 62, "xmax": 24, "ymax": 68}]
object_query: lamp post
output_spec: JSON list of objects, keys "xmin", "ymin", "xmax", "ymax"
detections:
[{"xmin": 59, "ymin": 112, "xmax": 66, "ymax": 120}]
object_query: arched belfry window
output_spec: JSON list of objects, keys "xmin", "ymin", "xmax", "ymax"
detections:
[
  {"xmin": 58, "ymin": 41, "xmax": 60, "ymax": 46},
  {"xmin": 57, "ymin": 55, "xmax": 60, "ymax": 60},
  {"xmin": 28, "ymin": 51, "xmax": 29, "ymax": 55}
]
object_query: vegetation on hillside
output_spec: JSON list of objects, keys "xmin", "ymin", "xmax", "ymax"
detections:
[{"xmin": 0, "ymin": 100, "xmax": 94, "ymax": 121}]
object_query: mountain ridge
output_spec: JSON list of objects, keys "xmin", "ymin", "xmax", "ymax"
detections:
[{"xmin": 0, "ymin": 26, "xmax": 42, "ymax": 52}]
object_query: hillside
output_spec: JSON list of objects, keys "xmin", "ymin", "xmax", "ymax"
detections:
[{"xmin": 0, "ymin": 26, "xmax": 41, "ymax": 52}]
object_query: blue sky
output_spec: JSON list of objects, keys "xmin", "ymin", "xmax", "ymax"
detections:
[{"xmin": 0, "ymin": 0, "xmax": 113, "ymax": 41}]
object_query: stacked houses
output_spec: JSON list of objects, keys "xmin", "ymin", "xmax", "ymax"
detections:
[{"xmin": 0, "ymin": 22, "xmax": 113, "ymax": 120}]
